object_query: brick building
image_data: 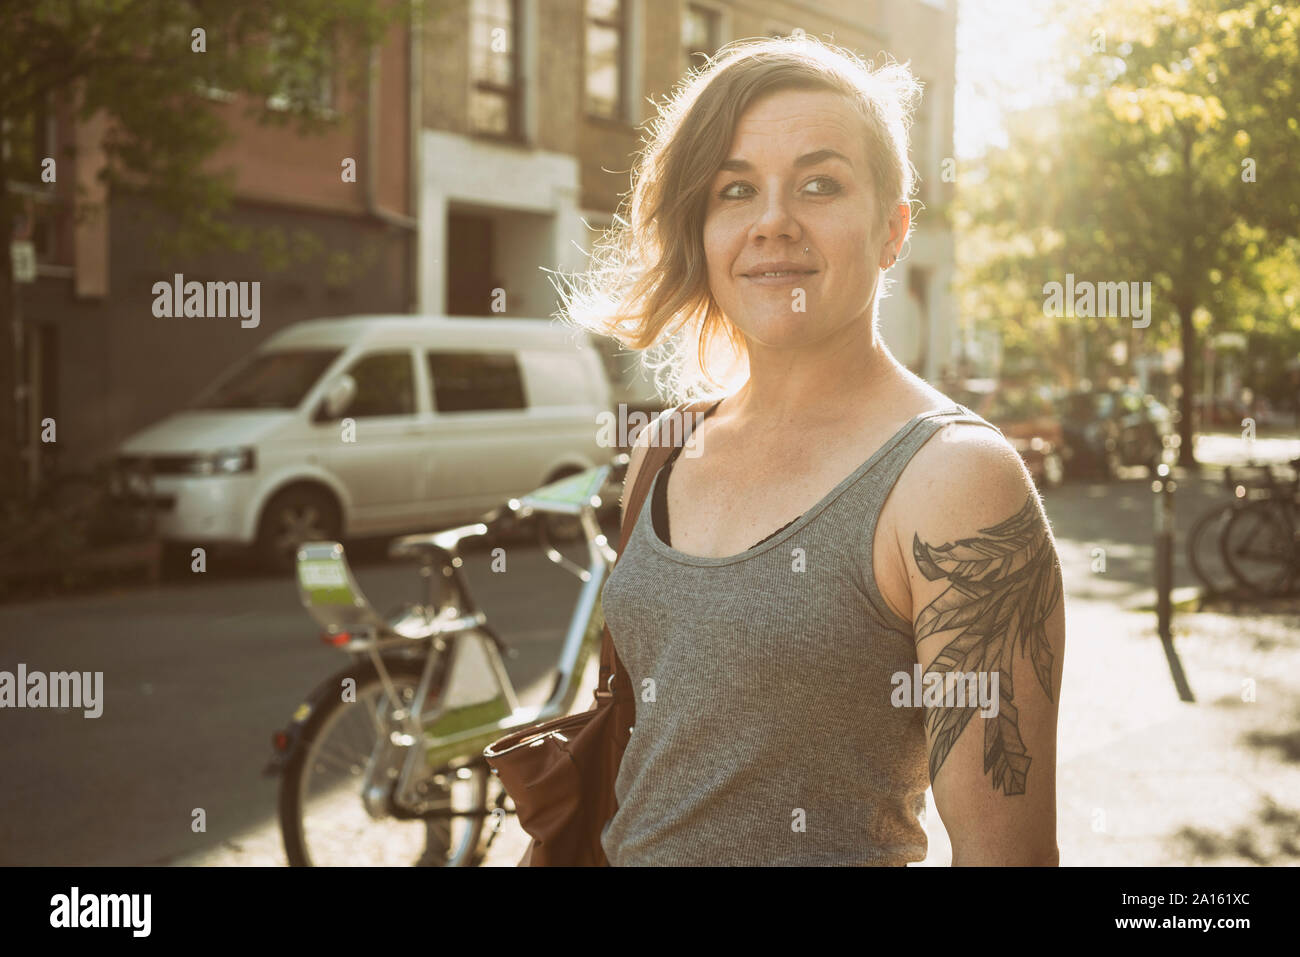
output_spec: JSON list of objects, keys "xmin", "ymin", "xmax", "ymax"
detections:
[
  {"xmin": 10, "ymin": 17, "xmax": 416, "ymax": 479},
  {"xmin": 8, "ymin": 1, "xmax": 957, "ymax": 481},
  {"xmin": 418, "ymin": 0, "xmax": 959, "ymax": 400}
]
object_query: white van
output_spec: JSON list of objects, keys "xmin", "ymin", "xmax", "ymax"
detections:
[{"xmin": 113, "ymin": 316, "xmax": 613, "ymax": 570}]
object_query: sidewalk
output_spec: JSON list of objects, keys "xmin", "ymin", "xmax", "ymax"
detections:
[
  {"xmin": 485, "ymin": 594, "xmax": 1300, "ymax": 866},
  {"xmin": 1051, "ymin": 595, "xmax": 1300, "ymax": 866},
  {"xmin": 179, "ymin": 592, "xmax": 1300, "ymax": 867}
]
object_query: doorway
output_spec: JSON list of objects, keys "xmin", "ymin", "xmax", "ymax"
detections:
[{"xmin": 447, "ymin": 212, "xmax": 496, "ymax": 316}]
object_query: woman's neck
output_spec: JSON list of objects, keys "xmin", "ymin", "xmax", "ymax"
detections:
[{"xmin": 727, "ymin": 330, "xmax": 900, "ymax": 428}]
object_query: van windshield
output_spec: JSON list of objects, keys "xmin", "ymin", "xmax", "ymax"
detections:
[{"xmin": 192, "ymin": 349, "xmax": 342, "ymax": 410}]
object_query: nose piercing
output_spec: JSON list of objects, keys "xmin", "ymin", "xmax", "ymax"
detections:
[{"xmin": 804, "ymin": 247, "xmax": 809, "ymax": 254}]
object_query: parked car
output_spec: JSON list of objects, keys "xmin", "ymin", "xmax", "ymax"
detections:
[
  {"xmin": 953, "ymin": 380, "xmax": 1067, "ymax": 489},
  {"xmin": 112, "ymin": 316, "xmax": 613, "ymax": 571},
  {"xmin": 1192, "ymin": 394, "xmax": 1250, "ymax": 429},
  {"xmin": 1059, "ymin": 388, "xmax": 1172, "ymax": 479},
  {"xmin": 1192, "ymin": 393, "xmax": 1297, "ymax": 430}
]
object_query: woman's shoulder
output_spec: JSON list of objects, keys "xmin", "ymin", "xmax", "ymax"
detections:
[
  {"xmin": 619, "ymin": 399, "xmax": 718, "ymax": 527},
  {"xmin": 887, "ymin": 399, "xmax": 1047, "ymax": 546},
  {"xmin": 893, "ymin": 377, "xmax": 1007, "ymax": 450},
  {"xmin": 872, "ymin": 375, "xmax": 1031, "ymax": 505},
  {"xmin": 900, "ymin": 380, "xmax": 1022, "ymax": 479}
]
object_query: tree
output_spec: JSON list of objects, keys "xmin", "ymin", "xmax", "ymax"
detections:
[
  {"xmin": 0, "ymin": 0, "xmax": 413, "ymax": 499},
  {"xmin": 959, "ymin": 0, "xmax": 1300, "ymax": 465}
]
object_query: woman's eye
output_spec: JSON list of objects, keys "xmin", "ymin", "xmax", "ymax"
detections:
[
  {"xmin": 715, "ymin": 177, "xmax": 842, "ymax": 200},
  {"xmin": 717, "ymin": 182, "xmax": 753, "ymax": 200},
  {"xmin": 804, "ymin": 176, "xmax": 842, "ymax": 195}
]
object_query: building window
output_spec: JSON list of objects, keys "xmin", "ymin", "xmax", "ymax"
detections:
[
  {"xmin": 470, "ymin": 0, "xmax": 521, "ymax": 138},
  {"xmin": 265, "ymin": 16, "xmax": 336, "ymax": 115},
  {"xmin": 585, "ymin": 0, "xmax": 626, "ymax": 120},
  {"xmin": 682, "ymin": 5, "xmax": 720, "ymax": 74}
]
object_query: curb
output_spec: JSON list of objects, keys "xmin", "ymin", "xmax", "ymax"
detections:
[
  {"xmin": 1120, "ymin": 585, "xmax": 1300, "ymax": 615},
  {"xmin": 1119, "ymin": 585, "xmax": 1205, "ymax": 614}
]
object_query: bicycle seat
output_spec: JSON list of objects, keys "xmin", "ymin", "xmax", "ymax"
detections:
[
  {"xmin": 515, "ymin": 464, "xmax": 612, "ymax": 515},
  {"xmin": 388, "ymin": 523, "xmax": 488, "ymax": 564}
]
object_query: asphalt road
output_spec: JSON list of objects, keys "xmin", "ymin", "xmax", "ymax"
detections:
[
  {"xmin": 1, "ymin": 434, "xmax": 1295, "ymax": 866},
  {"xmin": 0, "ymin": 534, "xmax": 594, "ymax": 865}
]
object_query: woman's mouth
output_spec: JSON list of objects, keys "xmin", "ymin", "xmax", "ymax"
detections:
[{"xmin": 743, "ymin": 270, "xmax": 818, "ymax": 286}]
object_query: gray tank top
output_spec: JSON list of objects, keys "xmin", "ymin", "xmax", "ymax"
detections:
[{"xmin": 599, "ymin": 403, "xmax": 1004, "ymax": 866}]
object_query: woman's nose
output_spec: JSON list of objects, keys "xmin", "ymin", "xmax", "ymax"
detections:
[{"xmin": 750, "ymin": 188, "xmax": 800, "ymax": 241}]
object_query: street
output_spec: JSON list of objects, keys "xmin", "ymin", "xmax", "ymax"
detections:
[
  {"xmin": 1, "ymin": 443, "xmax": 1296, "ymax": 866},
  {"xmin": 0, "ymin": 538, "xmax": 582, "ymax": 865}
]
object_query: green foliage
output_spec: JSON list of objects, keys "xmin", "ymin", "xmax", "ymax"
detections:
[
  {"xmin": 958, "ymin": 0, "xmax": 1300, "ymax": 404},
  {"xmin": 0, "ymin": 0, "xmax": 418, "ymax": 498},
  {"xmin": 2, "ymin": 1, "xmax": 410, "ymax": 242}
]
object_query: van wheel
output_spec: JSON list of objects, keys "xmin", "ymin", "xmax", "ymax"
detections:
[{"xmin": 257, "ymin": 487, "xmax": 341, "ymax": 574}]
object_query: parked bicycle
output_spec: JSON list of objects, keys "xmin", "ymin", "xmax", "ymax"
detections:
[
  {"xmin": 1187, "ymin": 456, "xmax": 1300, "ymax": 599},
  {"xmin": 263, "ymin": 458, "xmax": 626, "ymax": 866},
  {"xmin": 1219, "ymin": 456, "xmax": 1300, "ymax": 598}
]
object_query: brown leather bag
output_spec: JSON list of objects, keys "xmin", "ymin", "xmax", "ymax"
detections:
[{"xmin": 483, "ymin": 399, "xmax": 712, "ymax": 866}]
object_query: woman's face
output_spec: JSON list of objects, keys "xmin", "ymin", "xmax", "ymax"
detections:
[{"xmin": 702, "ymin": 88, "xmax": 905, "ymax": 350}]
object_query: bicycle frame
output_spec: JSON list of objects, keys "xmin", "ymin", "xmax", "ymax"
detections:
[
  {"xmin": 280, "ymin": 465, "xmax": 619, "ymax": 823},
  {"xmin": 414, "ymin": 507, "xmax": 615, "ymax": 769}
]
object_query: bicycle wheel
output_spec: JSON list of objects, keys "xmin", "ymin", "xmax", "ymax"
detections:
[
  {"xmin": 1186, "ymin": 501, "xmax": 1240, "ymax": 596},
  {"xmin": 279, "ymin": 657, "xmax": 489, "ymax": 866},
  {"xmin": 1220, "ymin": 499, "xmax": 1300, "ymax": 597}
]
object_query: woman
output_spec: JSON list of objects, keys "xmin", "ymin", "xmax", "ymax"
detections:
[{"xmin": 561, "ymin": 36, "xmax": 1066, "ymax": 866}]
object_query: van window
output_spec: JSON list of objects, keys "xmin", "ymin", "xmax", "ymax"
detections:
[
  {"xmin": 192, "ymin": 349, "xmax": 341, "ymax": 410},
  {"xmin": 345, "ymin": 351, "xmax": 416, "ymax": 417},
  {"xmin": 427, "ymin": 351, "xmax": 526, "ymax": 412}
]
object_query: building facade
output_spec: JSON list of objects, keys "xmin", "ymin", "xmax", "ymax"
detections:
[
  {"xmin": 418, "ymin": 0, "xmax": 960, "ymax": 399},
  {"xmin": 9, "ymin": 1, "xmax": 957, "ymax": 481},
  {"xmin": 10, "ymin": 17, "xmax": 416, "ymax": 479}
]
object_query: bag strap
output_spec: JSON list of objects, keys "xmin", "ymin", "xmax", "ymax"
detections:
[{"xmin": 595, "ymin": 399, "xmax": 715, "ymax": 704}]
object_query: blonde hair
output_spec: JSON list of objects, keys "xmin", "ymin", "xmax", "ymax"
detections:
[{"xmin": 556, "ymin": 35, "xmax": 921, "ymax": 404}]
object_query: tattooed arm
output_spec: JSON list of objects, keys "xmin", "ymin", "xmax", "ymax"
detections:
[{"xmin": 891, "ymin": 427, "xmax": 1066, "ymax": 865}]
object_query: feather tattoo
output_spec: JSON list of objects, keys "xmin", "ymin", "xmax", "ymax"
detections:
[{"xmin": 912, "ymin": 495, "xmax": 1062, "ymax": 796}]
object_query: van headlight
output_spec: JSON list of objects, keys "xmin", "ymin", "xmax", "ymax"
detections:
[{"xmin": 187, "ymin": 447, "xmax": 256, "ymax": 475}]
